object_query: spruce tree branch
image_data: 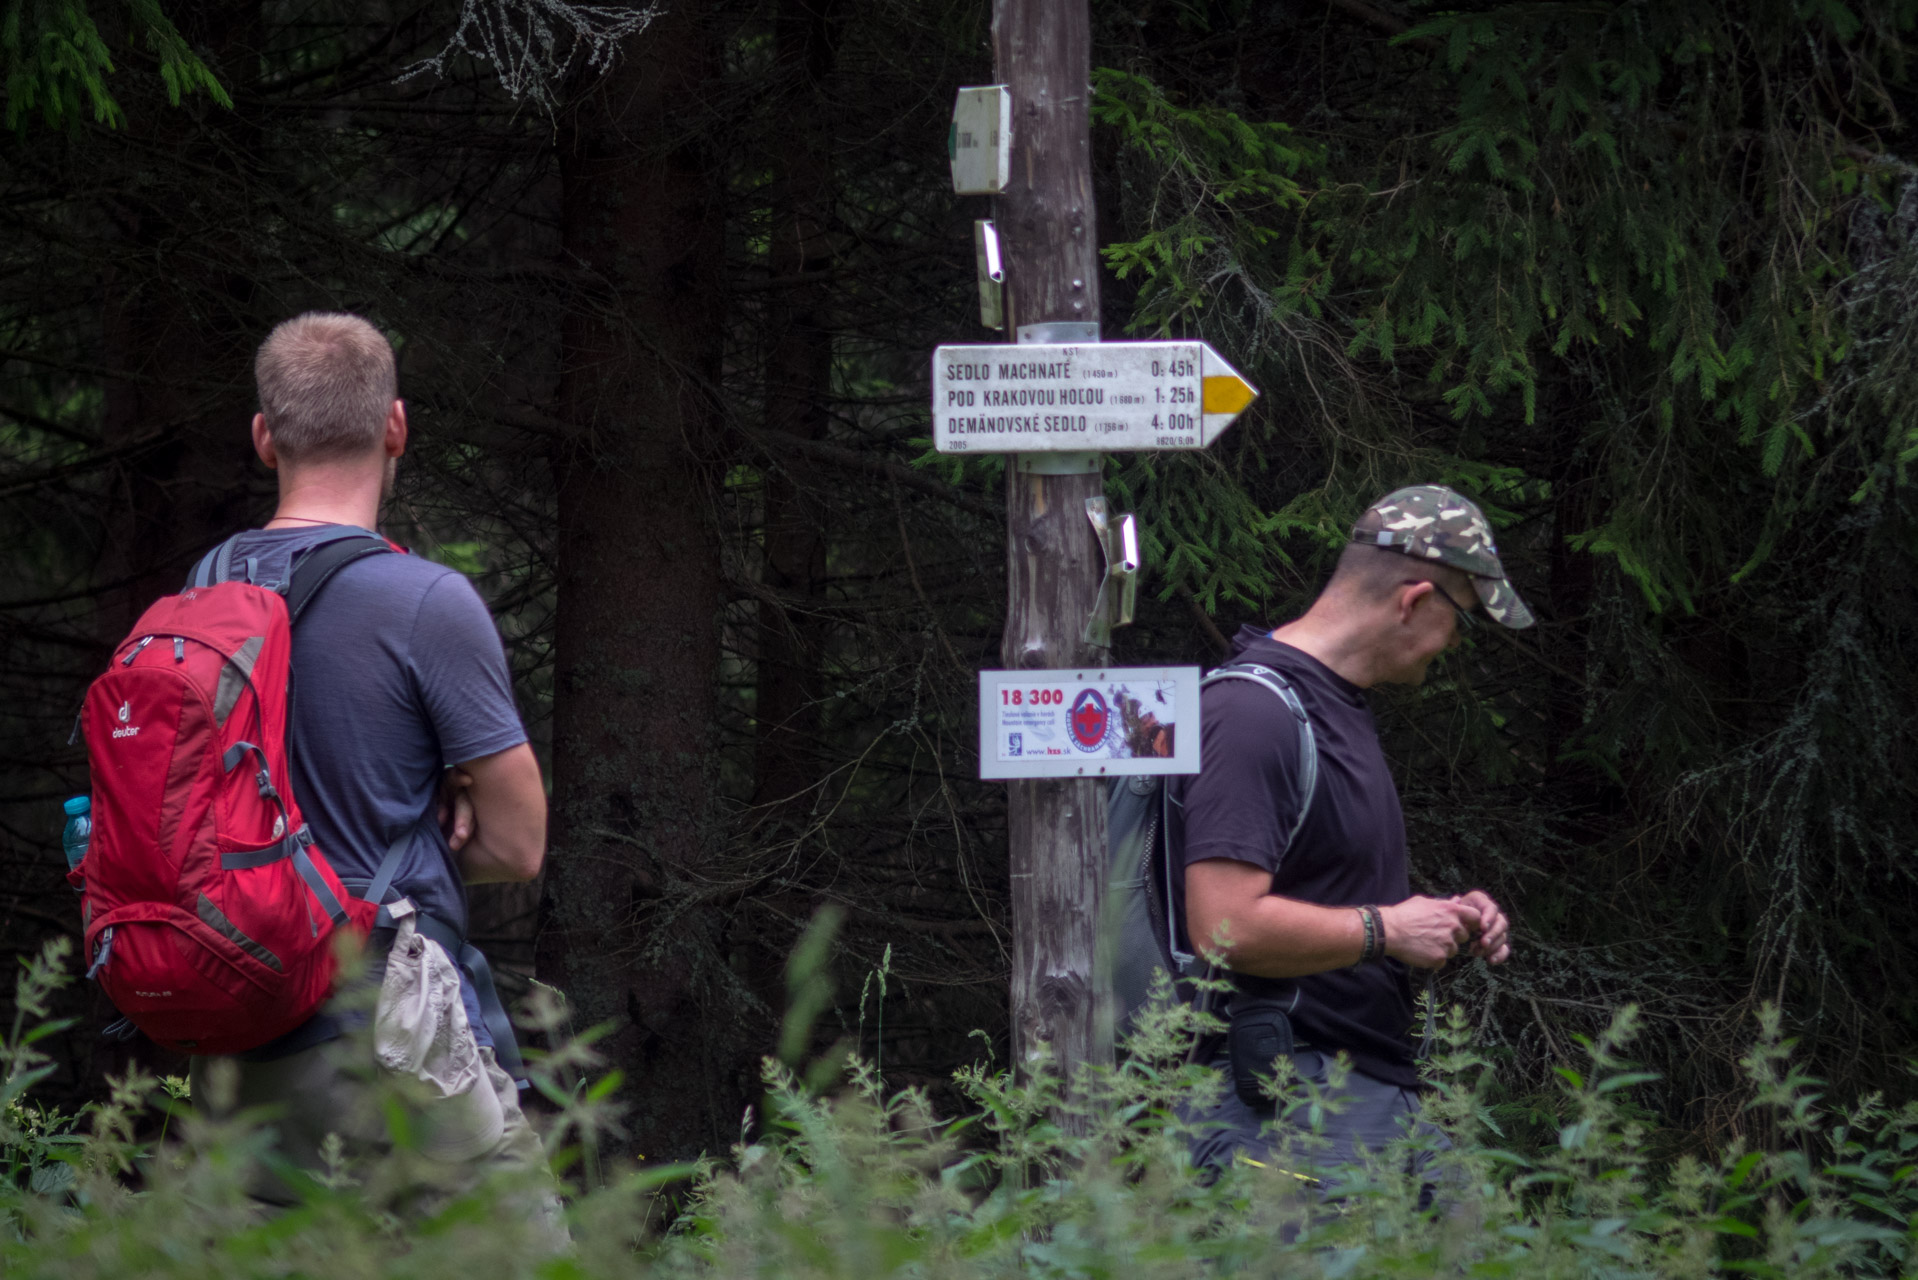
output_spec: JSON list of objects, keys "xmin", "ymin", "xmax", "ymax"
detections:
[
  {"xmin": 892, "ymin": 485, "xmax": 970, "ymax": 679},
  {"xmin": 0, "ymin": 404, "xmax": 100, "ymax": 447},
  {"xmin": 751, "ymin": 430, "xmax": 1000, "ymax": 520},
  {"xmin": 0, "ymin": 433, "xmax": 173, "ymax": 500},
  {"xmin": 1318, "ymin": 0, "xmax": 1441, "ymax": 55},
  {"xmin": 0, "ymin": 899, "xmax": 80, "ymax": 936},
  {"xmin": 1173, "ymin": 582, "xmax": 1231, "ymax": 659},
  {"xmin": 490, "ymin": 400, "xmax": 996, "ymax": 522},
  {"xmin": 1474, "ymin": 620, "xmax": 1589, "ymax": 690}
]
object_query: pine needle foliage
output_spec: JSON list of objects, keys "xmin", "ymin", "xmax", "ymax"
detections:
[
  {"xmin": 1093, "ymin": 0, "xmax": 1918, "ymax": 1129},
  {"xmin": 1100, "ymin": 0, "xmax": 1915, "ymax": 609},
  {"xmin": 1, "ymin": 0, "xmax": 228, "ymax": 133}
]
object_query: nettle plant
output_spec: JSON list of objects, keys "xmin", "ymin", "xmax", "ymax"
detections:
[{"xmin": 1, "ymin": 939, "xmax": 1916, "ymax": 1277}]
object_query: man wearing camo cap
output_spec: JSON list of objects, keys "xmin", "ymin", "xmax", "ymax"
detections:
[
  {"xmin": 1355, "ymin": 485, "xmax": 1535, "ymax": 629},
  {"xmin": 1172, "ymin": 484, "xmax": 1530, "ymax": 1190}
]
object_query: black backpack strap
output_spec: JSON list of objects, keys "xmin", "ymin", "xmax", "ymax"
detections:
[
  {"xmin": 284, "ymin": 532, "xmax": 394, "ymax": 623},
  {"xmin": 277, "ymin": 530, "xmax": 396, "ymax": 889}
]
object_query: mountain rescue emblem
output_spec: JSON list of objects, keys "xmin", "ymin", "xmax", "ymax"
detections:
[{"xmin": 1069, "ymin": 689, "xmax": 1109, "ymax": 753}]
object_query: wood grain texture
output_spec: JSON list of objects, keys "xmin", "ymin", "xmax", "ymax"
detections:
[{"xmin": 992, "ymin": 0, "xmax": 1113, "ymax": 1083}]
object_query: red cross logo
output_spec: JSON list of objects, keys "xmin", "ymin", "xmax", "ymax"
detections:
[{"xmin": 1069, "ymin": 689, "xmax": 1109, "ymax": 752}]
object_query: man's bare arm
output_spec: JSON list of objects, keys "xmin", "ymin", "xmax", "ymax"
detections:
[
  {"xmin": 440, "ymin": 743, "xmax": 546, "ymax": 884},
  {"xmin": 1185, "ymin": 858, "xmax": 1506, "ymax": 975}
]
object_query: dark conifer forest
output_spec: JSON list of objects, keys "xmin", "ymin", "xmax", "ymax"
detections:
[{"xmin": 4, "ymin": 0, "xmax": 1918, "ymax": 1168}]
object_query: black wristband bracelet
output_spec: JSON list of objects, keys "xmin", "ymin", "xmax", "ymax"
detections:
[{"xmin": 1357, "ymin": 904, "xmax": 1386, "ymax": 963}]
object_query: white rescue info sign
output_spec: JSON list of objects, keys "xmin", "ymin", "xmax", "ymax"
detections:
[
  {"xmin": 933, "ymin": 341, "xmax": 1256, "ymax": 453},
  {"xmin": 978, "ymin": 667, "xmax": 1201, "ymax": 780}
]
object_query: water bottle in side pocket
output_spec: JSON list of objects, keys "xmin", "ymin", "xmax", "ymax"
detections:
[{"xmin": 61, "ymin": 796, "xmax": 90, "ymax": 884}]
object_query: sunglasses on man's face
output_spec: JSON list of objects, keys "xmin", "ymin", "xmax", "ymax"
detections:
[{"xmin": 1407, "ymin": 580, "xmax": 1481, "ymax": 632}]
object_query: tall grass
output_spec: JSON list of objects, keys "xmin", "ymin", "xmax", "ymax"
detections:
[{"xmin": 2, "ymin": 936, "xmax": 1914, "ymax": 1277}]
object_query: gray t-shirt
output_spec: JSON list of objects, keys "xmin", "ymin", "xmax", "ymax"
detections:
[{"xmin": 221, "ymin": 525, "xmax": 527, "ymax": 1043}]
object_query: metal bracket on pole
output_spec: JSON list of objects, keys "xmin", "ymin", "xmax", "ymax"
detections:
[
  {"xmin": 1083, "ymin": 496, "xmax": 1140, "ymax": 649},
  {"xmin": 1014, "ymin": 452, "xmax": 1102, "ymax": 474},
  {"xmin": 1016, "ymin": 321, "xmax": 1098, "ymax": 345},
  {"xmin": 1009, "ymin": 321, "xmax": 1102, "ymax": 473}
]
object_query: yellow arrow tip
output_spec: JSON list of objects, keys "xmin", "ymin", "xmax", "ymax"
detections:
[{"xmin": 1202, "ymin": 375, "xmax": 1256, "ymax": 415}]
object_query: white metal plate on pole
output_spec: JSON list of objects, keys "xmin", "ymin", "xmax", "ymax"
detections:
[
  {"xmin": 973, "ymin": 220, "xmax": 1004, "ymax": 330},
  {"xmin": 949, "ymin": 86, "xmax": 1011, "ymax": 195},
  {"xmin": 933, "ymin": 341, "xmax": 1257, "ymax": 453},
  {"xmin": 978, "ymin": 667, "xmax": 1201, "ymax": 779}
]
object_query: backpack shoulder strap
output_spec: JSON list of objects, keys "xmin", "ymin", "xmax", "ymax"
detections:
[
  {"xmin": 1198, "ymin": 662, "xmax": 1319, "ymax": 846},
  {"xmin": 285, "ymin": 533, "xmax": 395, "ymax": 624},
  {"xmin": 188, "ymin": 534, "xmax": 245, "ymax": 588},
  {"xmin": 187, "ymin": 529, "xmax": 396, "ymax": 607},
  {"xmin": 1158, "ymin": 663, "xmax": 1320, "ymax": 969}
]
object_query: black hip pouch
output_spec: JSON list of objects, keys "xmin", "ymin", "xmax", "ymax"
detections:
[{"xmin": 1226, "ymin": 997, "xmax": 1296, "ymax": 1107}]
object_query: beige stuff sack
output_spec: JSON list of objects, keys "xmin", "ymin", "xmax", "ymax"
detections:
[{"xmin": 373, "ymin": 900, "xmax": 507, "ymax": 1161}]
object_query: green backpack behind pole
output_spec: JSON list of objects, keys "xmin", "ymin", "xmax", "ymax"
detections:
[{"xmin": 1107, "ymin": 662, "xmax": 1318, "ymax": 1042}]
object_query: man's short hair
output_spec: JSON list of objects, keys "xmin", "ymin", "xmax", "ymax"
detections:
[
  {"xmin": 254, "ymin": 312, "xmax": 396, "ymax": 462},
  {"xmin": 1326, "ymin": 540, "xmax": 1474, "ymax": 602}
]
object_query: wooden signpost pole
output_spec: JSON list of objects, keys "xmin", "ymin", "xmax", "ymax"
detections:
[{"xmin": 991, "ymin": 0, "xmax": 1112, "ymax": 1082}]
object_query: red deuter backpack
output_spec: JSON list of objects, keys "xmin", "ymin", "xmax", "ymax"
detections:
[{"xmin": 75, "ymin": 532, "xmax": 395, "ymax": 1054}]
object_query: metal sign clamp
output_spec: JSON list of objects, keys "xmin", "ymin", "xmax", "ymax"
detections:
[
  {"xmin": 973, "ymin": 220, "xmax": 1004, "ymax": 330},
  {"xmin": 1084, "ymin": 496, "xmax": 1140, "ymax": 649}
]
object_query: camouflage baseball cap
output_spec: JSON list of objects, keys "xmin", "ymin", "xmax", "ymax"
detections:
[{"xmin": 1351, "ymin": 485, "xmax": 1535, "ymax": 629}]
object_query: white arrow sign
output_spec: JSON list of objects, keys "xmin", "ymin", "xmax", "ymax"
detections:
[{"xmin": 932, "ymin": 340, "xmax": 1257, "ymax": 453}]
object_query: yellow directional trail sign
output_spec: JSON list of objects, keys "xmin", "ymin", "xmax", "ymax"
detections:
[
  {"xmin": 933, "ymin": 340, "xmax": 1258, "ymax": 453},
  {"xmin": 1203, "ymin": 371, "xmax": 1256, "ymax": 416}
]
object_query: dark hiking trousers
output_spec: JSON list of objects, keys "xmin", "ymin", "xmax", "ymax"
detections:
[{"xmin": 1186, "ymin": 1048, "xmax": 1449, "ymax": 1201}]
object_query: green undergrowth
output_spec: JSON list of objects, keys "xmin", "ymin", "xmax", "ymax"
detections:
[{"xmin": 3, "ymin": 937, "xmax": 1917, "ymax": 1278}]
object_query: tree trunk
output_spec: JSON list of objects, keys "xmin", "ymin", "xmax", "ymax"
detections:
[
  {"xmin": 98, "ymin": 0, "xmax": 269, "ymax": 630},
  {"xmin": 754, "ymin": 0, "xmax": 844, "ymax": 812},
  {"xmin": 992, "ymin": 0, "xmax": 1112, "ymax": 1081},
  {"xmin": 537, "ymin": 8, "xmax": 736, "ymax": 1162}
]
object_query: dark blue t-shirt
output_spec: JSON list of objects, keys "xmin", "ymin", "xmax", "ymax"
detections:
[
  {"xmin": 222, "ymin": 525, "xmax": 528, "ymax": 1043},
  {"xmin": 1168, "ymin": 626, "xmax": 1418, "ymax": 1087}
]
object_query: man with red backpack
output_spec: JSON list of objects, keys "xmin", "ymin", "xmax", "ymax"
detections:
[{"xmin": 85, "ymin": 312, "xmax": 556, "ymax": 1230}]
